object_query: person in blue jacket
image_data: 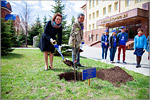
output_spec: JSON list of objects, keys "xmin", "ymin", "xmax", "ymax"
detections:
[
  {"xmin": 133, "ymin": 28, "xmax": 147, "ymax": 68},
  {"xmin": 117, "ymin": 26, "xmax": 128, "ymax": 63},
  {"xmin": 39, "ymin": 13, "xmax": 62, "ymax": 71},
  {"xmin": 146, "ymin": 36, "xmax": 149, "ymax": 60},
  {"xmin": 101, "ymin": 30, "xmax": 109, "ymax": 62},
  {"xmin": 109, "ymin": 30, "xmax": 118, "ymax": 63}
]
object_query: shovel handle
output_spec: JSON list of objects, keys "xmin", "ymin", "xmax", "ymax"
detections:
[{"xmin": 51, "ymin": 40, "xmax": 57, "ymax": 45}]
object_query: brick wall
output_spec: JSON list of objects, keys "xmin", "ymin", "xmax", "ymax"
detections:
[
  {"xmin": 83, "ymin": 28, "xmax": 106, "ymax": 47},
  {"xmin": 1, "ymin": 8, "xmax": 10, "ymax": 18}
]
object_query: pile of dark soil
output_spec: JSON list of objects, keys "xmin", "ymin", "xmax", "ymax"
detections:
[
  {"xmin": 63, "ymin": 59, "xmax": 73, "ymax": 66},
  {"xmin": 96, "ymin": 66, "xmax": 134, "ymax": 86},
  {"xmin": 58, "ymin": 72, "xmax": 83, "ymax": 81}
]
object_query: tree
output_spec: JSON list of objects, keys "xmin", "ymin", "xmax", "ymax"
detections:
[
  {"xmin": 64, "ymin": 16, "xmax": 76, "ymax": 44},
  {"xmin": 71, "ymin": 16, "xmax": 75, "ymax": 25},
  {"xmin": 1, "ymin": 19, "xmax": 14, "ymax": 55},
  {"xmin": 43, "ymin": 15, "xmax": 47, "ymax": 28},
  {"xmin": 49, "ymin": 15, "xmax": 52, "ymax": 21},
  {"xmin": 9, "ymin": 19, "xmax": 19, "ymax": 47},
  {"xmin": 28, "ymin": 15, "xmax": 43, "ymax": 46},
  {"xmin": 19, "ymin": 1, "xmax": 32, "ymax": 47}
]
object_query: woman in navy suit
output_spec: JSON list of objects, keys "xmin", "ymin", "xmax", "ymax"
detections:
[{"xmin": 39, "ymin": 13, "xmax": 62, "ymax": 71}]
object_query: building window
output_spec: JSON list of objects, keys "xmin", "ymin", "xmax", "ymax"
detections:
[
  {"xmin": 96, "ymin": 10, "xmax": 99, "ymax": 17},
  {"xmin": 108, "ymin": 5, "xmax": 112, "ymax": 13},
  {"xmin": 89, "ymin": 14, "xmax": 91, "ymax": 20},
  {"xmin": 125, "ymin": 0, "xmax": 130, "ymax": 7},
  {"xmin": 92, "ymin": 23, "xmax": 95, "ymax": 30},
  {"xmin": 89, "ymin": 0, "xmax": 91, "ymax": 9},
  {"xmin": 96, "ymin": 34, "xmax": 99, "ymax": 41},
  {"xmin": 89, "ymin": 24, "xmax": 91, "ymax": 31},
  {"xmin": 92, "ymin": 0, "xmax": 95, "ymax": 8},
  {"xmin": 114, "ymin": 1, "xmax": 118, "ymax": 11},
  {"xmin": 89, "ymin": 34, "xmax": 92, "ymax": 41},
  {"xmin": 93, "ymin": 12, "xmax": 95, "ymax": 19},
  {"xmin": 96, "ymin": 0, "xmax": 98, "ymax": 5},
  {"xmin": 96, "ymin": 25, "xmax": 98, "ymax": 29},
  {"xmin": 135, "ymin": 0, "xmax": 141, "ymax": 3},
  {"xmin": 92, "ymin": 35, "xmax": 94, "ymax": 41},
  {"xmin": 103, "ymin": 7, "xmax": 106, "ymax": 15}
]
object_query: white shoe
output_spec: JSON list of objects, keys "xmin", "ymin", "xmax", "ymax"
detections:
[{"xmin": 101, "ymin": 59, "xmax": 104, "ymax": 62}]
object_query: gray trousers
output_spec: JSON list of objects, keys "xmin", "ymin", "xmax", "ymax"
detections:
[{"xmin": 72, "ymin": 48, "xmax": 80, "ymax": 64}]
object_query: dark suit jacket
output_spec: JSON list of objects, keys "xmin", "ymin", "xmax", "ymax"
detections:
[{"xmin": 109, "ymin": 35, "xmax": 118, "ymax": 48}]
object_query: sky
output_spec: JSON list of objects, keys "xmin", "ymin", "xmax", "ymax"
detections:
[{"xmin": 7, "ymin": 0, "xmax": 86, "ymax": 26}]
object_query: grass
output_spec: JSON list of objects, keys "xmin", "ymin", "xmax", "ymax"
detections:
[{"xmin": 1, "ymin": 49, "xmax": 149, "ymax": 99}]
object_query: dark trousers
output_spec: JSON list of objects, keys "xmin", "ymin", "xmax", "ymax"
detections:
[
  {"xmin": 110, "ymin": 47, "xmax": 117, "ymax": 61},
  {"xmin": 136, "ymin": 56, "xmax": 142, "ymax": 65},
  {"xmin": 102, "ymin": 46, "xmax": 108, "ymax": 59},
  {"xmin": 118, "ymin": 45, "xmax": 126, "ymax": 61}
]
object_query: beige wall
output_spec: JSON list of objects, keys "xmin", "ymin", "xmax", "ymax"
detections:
[{"xmin": 87, "ymin": 0, "xmax": 149, "ymax": 31}]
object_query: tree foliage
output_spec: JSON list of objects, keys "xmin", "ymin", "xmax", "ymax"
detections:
[
  {"xmin": 19, "ymin": 1, "xmax": 32, "ymax": 47},
  {"xmin": 1, "ymin": 19, "xmax": 14, "ymax": 55},
  {"xmin": 43, "ymin": 15, "xmax": 47, "ymax": 28},
  {"xmin": 28, "ymin": 15, "xmax": 43, "ymax": 45}
]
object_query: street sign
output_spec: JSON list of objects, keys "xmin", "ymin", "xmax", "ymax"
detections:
[{"xmin": 82, "ymin": 67, "xmax": 96, "ymax": 80}]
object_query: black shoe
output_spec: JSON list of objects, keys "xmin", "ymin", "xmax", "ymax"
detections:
[
  {"xmin": 136, "ymin": 65, "xmax": 141, "ymax": 68},
  {"xmin": 49, "ymin": 66, "xmax": 54, "ymax": 70},
  {"xmin": 123, "ymin": 61, "xmax": 127, "ymax": 64},
  {"xmin": 77, "ymin": 63, "xmax": 85, "ymax": 67}
]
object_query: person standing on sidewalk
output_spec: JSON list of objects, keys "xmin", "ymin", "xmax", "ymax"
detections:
[
  {"xmin": 68, "ymin": 13, "xmax": 85, "ymax": 67},
  {"xmin": 117, "ymin": 26, "xmax": 128, "ymax": 63},
  {"xmin": 146, "ymin": 36, "xmax": 149, "ymax": 60},
  {"xmin": 109, "ymin": 30, "xmax": 118, "ymax": 63},
  {"xmin": 101, "ymin": 30, "xmax": 109, "ymax": 62},
  {"xmin": 133, "ymin": 28, "xmax": 147, "ymax": 68}
]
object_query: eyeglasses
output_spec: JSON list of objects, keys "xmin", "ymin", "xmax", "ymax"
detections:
[{"xmin": 56, "ymin": 18, "xmax": 62, "ymax": 21}]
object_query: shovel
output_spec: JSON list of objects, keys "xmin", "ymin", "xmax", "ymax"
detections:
[{"xmin": 51, "ymin": 40, "xmax": 73, "ymax": 67}]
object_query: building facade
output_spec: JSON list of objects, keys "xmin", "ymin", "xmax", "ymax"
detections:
[
  {"xmin": 1, "ymin": 0, "xmax": 20, "ymax": 35},
  {"xmin": 82, "ymin": 0, "xmax": 149, "ymax": 49}
]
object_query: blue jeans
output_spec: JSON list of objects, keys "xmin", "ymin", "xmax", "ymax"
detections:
[
  {"xmin": 109, "ymin": 47, "xmax": 117, "ymax": 61},
  {"xmin": 102, "ymin": 46, "xmax": 108, "ymax": 59},
  {"xmin": 72, "ymin": 48, "xmax": 80, "ymax": 64}
]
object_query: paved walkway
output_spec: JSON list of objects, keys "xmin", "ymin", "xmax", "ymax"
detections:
[{"xmin": 80, "ymin": 45, "xmax": 150, "ymax": 76}]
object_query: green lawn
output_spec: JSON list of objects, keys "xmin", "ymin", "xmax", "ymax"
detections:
[{"xmin": 1, "ymin": 49, "xmax": 149, "ymax": 99}]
